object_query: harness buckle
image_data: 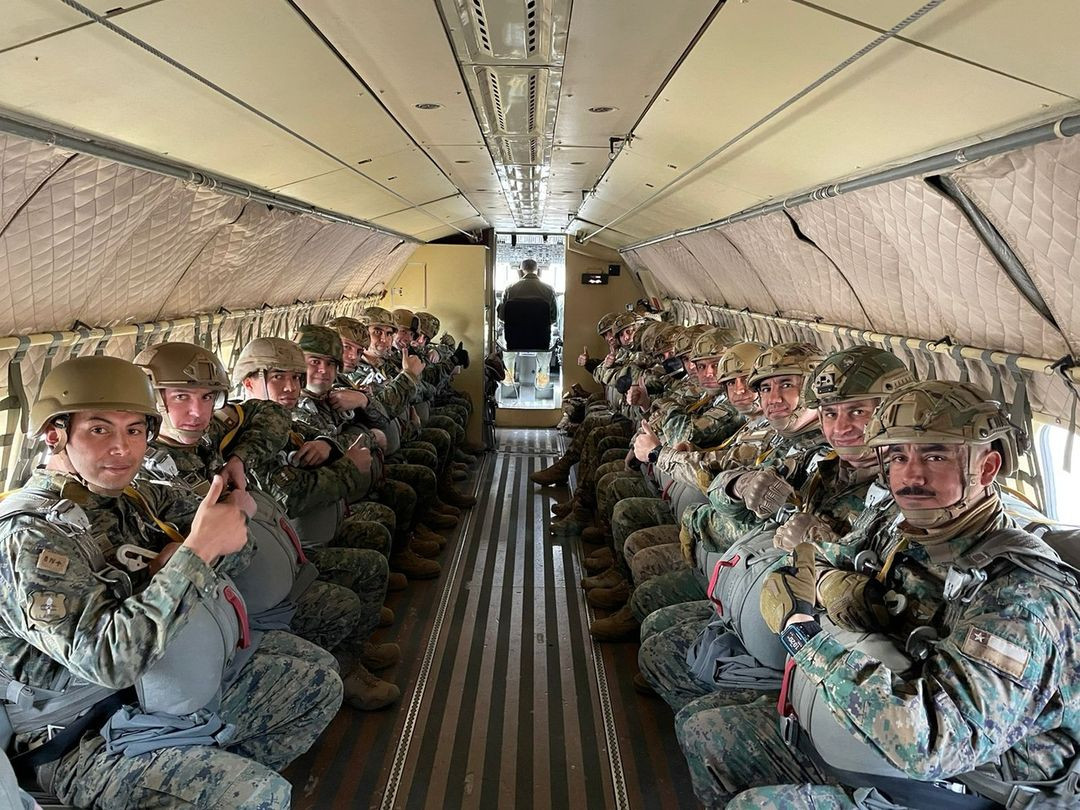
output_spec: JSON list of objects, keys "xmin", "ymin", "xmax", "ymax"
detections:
[
  {"xmin": 778, "ymin": 715, "xmax": 798, "ymax": 748},
  {"xmin": 943, "ymin": 566, "xmax": 987, "ymax": 603},
  {"xmin": 1005, "ymin": 784, "xmax": 1042, "ymax": 809},
  {"xmin": 45, "ymin": 724, "xmax": 64, "ymax": 741}
]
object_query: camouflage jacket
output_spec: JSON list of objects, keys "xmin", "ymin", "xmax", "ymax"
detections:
[
  {"xmin": 0, "ymin": 470, "xmax": 220, "ymax": 705},
  {"xmin": 795, "ymin": 499, "xmax": 1080, "ymax": 785},
  {"xmin": 346, "ymin": 359, "xmax": 419, "ymax": 420},
  {"xmin": 659, "ymin": 391, "xmax": 745, "ymax": 448},
  {"xmin": 656, "ymin": 415, "xmax": 772, "ymax": 491}
]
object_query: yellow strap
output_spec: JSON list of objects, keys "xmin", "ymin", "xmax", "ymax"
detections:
[
  {"xmin": 217, "ymin": 403, "xmax": 246, "ymax": 454},
  {"xmin": 122, "ymin": 485, "xmax": 186, "ymax": 545},
  {"xmin": 875, "ymin": 536, "xmax": 910, "ymax": 585},
  {"xmin": 289, "ymin": 430, "xmax": 305, "ymax": 449}
]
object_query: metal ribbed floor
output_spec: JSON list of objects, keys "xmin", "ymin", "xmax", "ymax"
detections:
[{"xmin": 287, "ymin": 428, "xmax": 698, "ymax": 809}]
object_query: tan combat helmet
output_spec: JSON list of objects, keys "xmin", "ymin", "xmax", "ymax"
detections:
[
  {"xmin": 296, "ymin": 323, "xmax": 343, "ymax": 365},
  {"xmin": 690, "ymin": 327, "xmax": 739, "ymax": 363},
  {"xmin": 718, "ymin": 342, "xmax": 767, "ymax": 384},
  {"xmin": 326, "ymin": 316, "xmax": 369, "ymax": 349},
  {"xmin": 360, "ymin": 307, "xmax": 395, "ymax": 328},
  {"xmin": 415, "ymin": 312, "xmax": 440, "ymax": 340},
  {"xmin": 804, "ymin": 346, "xmax": 916, "ymax": 457},
  {"xmin": 596, "ymin": 312, "xmax": 620, "ymax": 336},
  {"xmin": 640, "ymin": 323, "xmax": 677, "ymax": 358},
  {"xmin": 390, "ymin": 308, "xmax": 418, "ymax": 335},
  {"xmin": 30, "ymin": 355, "xmax": 161, "ymax": 447},
  {"xmin": 134, "ymin": 342, "xmax": 230, "ymax": 443},
  {"xmin": 231, "ymin": 337, "xmax": 306, "ymax": 387},
  {"xmin": 610, "ymin": 312, "xmax": 640, "ymax": 337},
  {"xmin": 746, "ymin": 342, "xmax": 824, "ymax": 390},
  {"xmin": 865, "ymin": 380, "xmax": 1024, "ymax": 528}
]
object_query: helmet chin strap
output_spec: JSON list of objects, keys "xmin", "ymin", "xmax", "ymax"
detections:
[
  {"xmin": 51, "ymin": 448, "xmax": 126, "ymax": 497},
  {"xmin": 777, "ymin": 405, "xmax": 817, "ymax": 437},
  {"xmin": 898, "ymin": 446, "xmax": 993, "ymax": 532}
]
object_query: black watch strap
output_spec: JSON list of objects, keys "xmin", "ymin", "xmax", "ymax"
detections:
[
  {"xmin": 780, "ymin": 619, "xmax": 822, "ymax": 657},
  {"xmin": 647, "ymin": 445, "xmax": 662, "ymax": 464}
]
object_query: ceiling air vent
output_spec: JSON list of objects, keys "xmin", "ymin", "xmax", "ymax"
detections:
[
  {"xmin": 525, "ymin": 0, "xmax": 539, "ymax": 55},
  {"xmin": 469, "ymin": 0, "xmax": 494, "ymax": 55}
]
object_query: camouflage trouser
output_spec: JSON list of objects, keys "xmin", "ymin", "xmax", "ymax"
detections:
[
  {"xmin": 729, "ymin": 785, "xmax": 878, "ymax": 809},
  {"xmin": 564, "ymin": 408, "xmax": 616, "ymax": 460},
  {"xmin": 595, "ymin": 468, "xmax": 651, "ymax": 529},
  {"xmin": 638, "ymin": 610, "xmax": 716, "ymax": 710},
  {"xmin": 629, "ymin": 566, "xmax": 705, "ymax": 623},
  {"xmin": 578, "ymin": 423, "xmax": 632, "ymax": 492},
  {"xmin": 600, "ymin": 447, "xmax": 629, "ymax": 466},
  {"xmin": 418, "ymin": 426, "xmax": 453, "ymax": 468},
  {"xmin": 676, "ymin": 696, "xmax": 834, "ymax": 809},
  {"xmin": 628, "ymin": 536, "xmax": 685, "ymax": 586},
  {"xmin": 345, "ymin": 502, "xmax": 396, "ymax": 555},
  {"xmin": 291, "ymin": 580, "xmax": 362, "ymax": 653},
  {"xmin": 48, "ymin": 631, "xmax": 342, "ymax": 809},
  {"xmin": 640, "ymin": 598, "xmax": 714, "ymax": 641},
  {"xmin": 395, "ymin": 444, "xmax": 439, "ymax": 472},
  {"xmin": 612, "ymin": 497, "xmax": 674, "ymax": 560},
  {"xmin": 428, "ymin": 413, "xmax": 464, "ymax": 447},
  {"xmin": 385, "ymin": 463, "xmax": 439, "ymax": 532},
  {"xmin": 372, "ymin": 478, "xmax": 417, "ymax": 548},
  {"xmin": 305, "ymin": 546, "xmax": 387, "ymax": 652},
  {"xmin": 433, "ymin": 403, "xmax": 468, "ymax": 428}
]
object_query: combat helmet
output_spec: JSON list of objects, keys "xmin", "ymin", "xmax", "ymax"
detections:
[
  {"xmin": 640, "ymin": 323, "xmax": 678, "ymax": 358},
  {"xmin": 690, "ymin": 327, "xmax": 739, "ymax": 363},
  {"xmin": 803, "ymin": 346, "xmax": 916, "ymax": 457},
  {"xmin": 718, "ymin": 342, "xmax": 767, "ymax": 384},
  {"xmin": 231, "ymin": 337, "xmax": 306, "ymax": 387},
  {"xmin": 865, "ymin": 380, "xmax": 1024, "ymax": 528},
  {"xmin": 360, "ymin": 307, "xmax": 395, "ymax": 328},
  {"xmin": 30, "ymin": 355, "xmax": 161, "ymax": 449},
  {"xmin": 326, "ymin": 316, "xmax": 369, "ymax": 348},
  {"xmin": 611, "ymin": 312, "xmax": 640, "ymax": 336},
  {"xmin": 390, "ymin": 308, "xmax": 419, "ymax": 335},
  {"xmin": 670, "ymin": 324, "xmax": 710, "ymax": 359},
  {"xmin": 746, "ymin": 342, "xmax": 824, "ymax": 390},
  {"xmin": 596, "ymin": 312, "xmax": 620, "ymax": 336},
  {"xmin": 134, "ymin": 342, "xmax": 230, "ymax": 443},
  {"xmin": 415, "ymin": 312, "xmax": 440, "ymax": 340},
  {"xmin": 296, "ymin": 323, "xmax": 343, "ymax": 365}
]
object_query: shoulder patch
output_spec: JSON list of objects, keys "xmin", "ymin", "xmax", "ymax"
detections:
[
  {"xmin": 960, "ymin": 626, "xmax": 1030, "ymax": 680},
  {"xmin": 36, "ymin": 549, "xmax": 69, "ymax": 576},
  {"xmin": 27, "ymin": 590, "xmax": 68, "ymax": 624}
]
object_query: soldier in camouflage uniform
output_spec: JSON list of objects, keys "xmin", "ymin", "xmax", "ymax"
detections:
[
  {"xmin": 639, "ymin": 346, "xmax": 914, "ymax": 710},
  {"xmin": 0, "ymin": 356, "xmax": 342, "ymax": 808},
  {"xmin": 628, "ymin": 342, "xmax": 829, "ymax": 625},
  {"xmin": 681, "ymin": 380, "xmax": 1080, "ymax": 809},
  {"xmin": 295, "ymin": 321, "xmax": 444, "ymax": 579}
]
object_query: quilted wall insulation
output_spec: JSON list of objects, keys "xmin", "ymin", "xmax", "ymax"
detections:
[
  {"xmin": 0, "ymin": 131, "xmax": 417, "ymax": 337},
  {"xmin": 624, "ymin": 136, "xmax": 1080, "ymax": 425}
]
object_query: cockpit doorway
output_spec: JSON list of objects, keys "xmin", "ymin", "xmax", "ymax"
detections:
[{"xmin": 491, "ymin": 233, "xmax": 565, "ymax": 410}]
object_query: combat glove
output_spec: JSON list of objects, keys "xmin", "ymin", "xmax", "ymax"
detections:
[
  {"xmin": 773, "ymin": 512, "xmax": 838, "ymax": 551},
  {"xmin": 760, "ymin": 543, "xmax": 818, "ymax": 634},
  {"xmin": 817, "ymin": 569, "xmax": 893, "ymax": 632},
  {"xmin": 734, "ymin": 468, "xmax": 795, "ymax": 518}
]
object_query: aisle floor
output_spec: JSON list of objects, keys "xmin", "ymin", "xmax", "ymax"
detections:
[{"xmin": 287, "ymin": 428, "xmax": 698, "ymax": 809}]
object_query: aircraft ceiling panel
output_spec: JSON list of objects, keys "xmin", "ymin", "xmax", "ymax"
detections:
[
  {"xmin": 348, "ymin": 148, "xmax": 459, "ymax": 207},
  {"xmin": 372, "ymin": 195, "xmax": 480, "ymax": 235},
  {"xmin": 272, "ymin": 168, "xmax": 418, "ymax": 223},
  {"xmin": 0, "ymin": 23, "xmax": 342, "ymax": 191},
  {"xmin": 0, "ymin": 0, "xmax": 87, "ymax": 52},
  {"xmin": 812, "ymin": 0, "xmax": 1080, "ymax": 99},
  {"xmin": 554, "ymin": 0, "xmax": 717, "ymax": 148}
]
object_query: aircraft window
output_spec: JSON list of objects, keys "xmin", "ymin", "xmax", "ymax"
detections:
[{"xmin": 1038, "ymin": 423, "xmax": 1080, "ymax": 524}]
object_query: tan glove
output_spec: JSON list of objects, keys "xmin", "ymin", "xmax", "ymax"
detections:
[
  {"xmin": 759, "ymin": 543, "xmax": 818, "ymax": 634},
  {"xmin": 680, "ymin": 523, "xmax": 695, "ymax": 565},
  {"xmin": 734, "ymin": 468, "xmax": 795, "ymax": 518},
  {"xmin": 773, "ymin": 513, "xmax": 838, "ymax": 551},
  {"xmin": 817, "ymin": 569, "xmax": 894, "ymax": 632}
]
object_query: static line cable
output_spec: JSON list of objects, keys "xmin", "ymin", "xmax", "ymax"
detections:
[
  {"xmin": 53, "ymin": 0, "xmax": 475, "ymax": 240},
  {"xmin": 580, "ymin": 0, "xmax": 947, "ymax": 244}
]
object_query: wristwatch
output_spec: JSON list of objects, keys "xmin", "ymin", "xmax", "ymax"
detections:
[
  {"xmin": 647, "ymin": 445, "xmax": 662, "ymax": 465},
  {"xmin": 780, "ymin": 619, "xmax": 822, "ymax": 657}
]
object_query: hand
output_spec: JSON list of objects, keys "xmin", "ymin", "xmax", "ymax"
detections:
[
  {"xmin": 184, "ymin": 475, "xmax": 249, "ymax": 565},
  {"xmin": 329, "ymin": 389, "xmax": 369, "ymax": 412},
  {"xmin": 428, "ymin": 348, "xmax": 440, "ymax": 364},
  {"xmin": 403, "ymin": 351, "xmax": 425, "ymax": 378},
  {"xmin": 633, "ymin": 419, "xmax": 662, "ymax": 462},
  {"xmin": 347, "ymin": 441, "xmax": 373, "ymax": 475},
  {"xmin": 577, "ymin": 347, "xmax": 590, "ymax": 367},
  {"xmin": 773, "ymin": 512, "xmax": 838, "ymax": 551},
  {"xmin": 224, "ymin": 487, "xmax": 257, "ymax": 519},
  {"xmin": 221, "ymin": 456, "xmax": 247, "ymax": 491},
  {"xmin": 817, "ymin": 569, "xmax": 894, "ymax": 632},
  {"xmin": 759, "ymin": 543, "xmax": 818, "ymax": 634},
  {"xmin": 680, "ymin": 523, "xmax": 696, "ymax": 564},
  {"xmin": 626, "ymin": 377, "xmax": 650, "ymax": 407},
  {"xmin": 672, "ymin": 441, "xmax": 692, "ymax": 452},
  {"xmin": 409, "ymin": 406, "xmax": 421, "ymax": 427},
  {"xmin": 623, "ymin": 449, "xmax": 636, "ymax": 470},
  {"xmin": 734, "ymin": 468, "xmax": 795, "ymax": 518},
  {"xmin": 293, "ymin": 439, "xmax": 332, "ymax": 468},
  {"xmin": 369, "ymin": 428, "xmax": 388, "ymax": 452},
  {"xmin": 602, "ymin": 352, "xmax": 615, "ymax": 368}
]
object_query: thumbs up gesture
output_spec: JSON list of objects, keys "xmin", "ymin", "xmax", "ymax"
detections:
[
  {"xmin": 633, "ymin": 418, "xmax": 662, "ymax": 462},
  {"xmin": 577, "ymin": 346, "xmax": 590, "ymax": 366}
]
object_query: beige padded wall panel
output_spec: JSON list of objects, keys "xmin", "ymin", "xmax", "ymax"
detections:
[
  {"xmin": 339, "ymin": 233, "xmax": 415, "ymax": 298},
  {"xmin": 677, "ymin": 230, "xmax": 779, "ymax": 314},
  {"xmin": 0, "ymin": 134, "xmax": 73, "ymax": 234},
  {"xmin": 858, "ymin": 178, "xmax": 1067, "ymax": 359},
  {"xmin": 659, "ymin": 240, "xmax": 728, "ymax": 305},
  {"xmin": 720, "ymin": 213, "xmax": 872, "ymax": 329},
  {"xmin": 634, "ymin": 243, "xmax": 696, "ymax": 302},
  {"xmin": 952, "ymin": 138, "xmax": 1080, "ymax": 353},
  {"xmin": 788, "ymin": 191, "xmax": 952, "ymax": 341},
  {"xmin": 270, "ymin": 223, "xmax": 376, "ymax": 305}
]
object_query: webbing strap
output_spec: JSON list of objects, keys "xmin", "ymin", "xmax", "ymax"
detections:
[
  {"xmin": 121, "ymin": 486, "xmax": 186, "ymax": 545},
  {"xmin": 0, "ymin": 338, "xmax": 31, "ymax": 485},
  {"xmin": 91, "ymin": 326, "xmax": 112, "ymax": 356}
]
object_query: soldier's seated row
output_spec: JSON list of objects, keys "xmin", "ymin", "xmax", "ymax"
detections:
[
  {"xmin": 542, "ymin": 305, "xmax": 1080, "ymax": 809},
  {"xmin": 0, "ymin": 306, "xmax": 478, "ymax": 808}
]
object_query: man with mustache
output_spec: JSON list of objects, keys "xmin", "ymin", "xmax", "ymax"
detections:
[{"xmin": 683, "ymin": 380, "xmax": 1080, "ymax": 810}]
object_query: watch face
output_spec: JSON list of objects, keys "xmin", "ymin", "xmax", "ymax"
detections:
[{"xmin": 782, "ymin": 625, "xmax": 810, "ymax": 655}]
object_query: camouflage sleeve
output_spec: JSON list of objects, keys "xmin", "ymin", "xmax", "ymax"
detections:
[
  {"xmin": 213, "ymin": 400, "xmax": 291, "ymax": 470},
  {"xmin": 688, "ymin": 407, "xmax": 743, "ymax": 448},
  {"xmin": 706, "ymin": 468, "xmax": 757, "ymax": 523},
  {"xmin": 372, "ymin": 371, "xmax": 418, "ymax": 418},
  {"xmin": 584, "ymin": 358, "xmax": 601, "ymax": 374},
  {"xmin": 793, "ymin": 580, "xmax": 1069, "ymax": 781},
  {"xmin": 0, "ymin": 523, "xmax": 217, "ymax": 689},
  {"xmin": 266, "ymin": 454, "xmax": 371, "ymax": 516},
  {"xmin": 656, "ymin": 446, "xmax": 723, "ymax": 491}
]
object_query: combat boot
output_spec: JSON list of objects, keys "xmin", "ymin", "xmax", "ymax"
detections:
[
  {"xmin": 580, "ymin": 525, "xmax": 609, "ymax": 546},
  {"xmin": 390, "ymin": 547, "xmax": 441, "ymax": 579},
  {"xmin": 530, "ymin": 455, "xmax": 575, "ymax": 486},
  {"xmin": 452, "ymin": 465, "xmax": 468, "ymax": 482},
  {"xmin": 387, "ymin": 572, "xmax": 408, "ymax": 592},
  {"xmin": 581, "ymin": 566, "xmax": 624, "ymax": 591},
  {"xmin": 551, "ymin": 505, "xmax": 593, "ymax": 536},
  {"xmin": 343, "ymin": 665, "xmax": 400, "ymax": 711},
  {"xmin": 440, "ymin": 485, "xmax": 477, "ymax": 509},
  {"xmin": 586, "ymin": 579, "xmax": 630, "ymax": 609},
  {"xmin": 551, "ymin": 497, "xmax": 576, "ymax": 518},
  {"xmin": 431, "ymin": 499, "xmax": 462, "ymax": 518},
  {"xmin": 453, "ymin": 449, "xmax": 477, "ymax": 465},
  {"xmin": 361, "ymin": 641, "xmax": 401, "ymax": 671},
  {"xmin": 411, "ymin": 536, "xmax": 441, "ymax": 558},
  {"xmin": 633, "ymin": 671, "xmax": 657, "ymax": 697},
  {"xmin": 425, "ymin": 510, "xmax": 459, "ymax": 530},
  {"xmin": 415, "ymin": 522, "xmax": 447, "ymax": 548},
  {"xmin": 583, "ymin": 546, "xmax": 614, "ymax": 573},
  {"xmin": 590, "ymin": 605, "xmax": 640, "ymax": 641},
  {"xmin": 379, "ymin": 606, "xmax": 395, "ymax": 627},
  {"xmin": 460, "ymin": 440, "xmax": 487, "ymax": 455}
]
